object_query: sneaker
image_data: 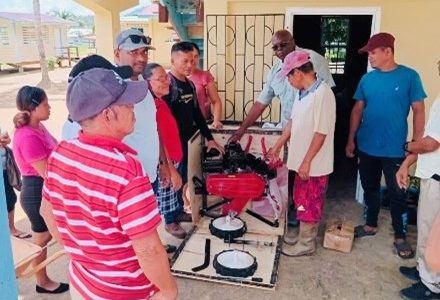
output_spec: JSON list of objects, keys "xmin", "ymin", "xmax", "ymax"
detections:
[
  {"xmin": 400, "ymin": 266, "xmax": 421, "ymax": 281},
  {"xmin": 165, "ymin": 222, "xmax": 187, "ymax": 239},
  {"xmin": 176, "ymin": 211, "xmax": 192, "ymax": 223},
  {"xmin": 400, "ymin": 281, "xmax": 440, "ymax": 300}
]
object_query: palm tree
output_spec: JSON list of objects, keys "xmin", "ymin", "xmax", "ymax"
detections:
[
  {"xmin": 33, "ymin": 0, "xmax": 52, "ymax": 89},
  {"xmin": 50, "ymin": 8, "xmax": 75, "ymax": 21}
]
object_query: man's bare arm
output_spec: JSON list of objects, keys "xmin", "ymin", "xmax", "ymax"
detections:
[
  {"xmin": 298, "ymin": 133, "xmax": 327, "ymax": 180},
  {"xmin": 345, "ymin": 101, "xmax": 364, "ymax": 157},
  {"xmin": 406, "ymin": 136, "xmax": 440, "ymax": 154},
  {"xmin": 229, "ymin": 102, "xmax": 268, "ymax": 142},
  {"xmin": 266, "ymin": 119, "xmax": 291, "ymax": 162},
  {"xmin": 411, "ymin": 101, "xmax": 425, "ymax": 141},
  {"xmin": 132, "ymin": 232, "xmax": 178, "ymax": 300}
]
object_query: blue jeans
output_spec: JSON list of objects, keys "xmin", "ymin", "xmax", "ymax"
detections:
[{"xmin": 358, "ymin": 151, "xmax": 408, "ymax": 239}]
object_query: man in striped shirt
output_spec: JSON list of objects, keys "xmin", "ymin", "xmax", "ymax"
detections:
[{"xmin": 40, "ymin": 68, "xmax": 177, "ymax": 300}]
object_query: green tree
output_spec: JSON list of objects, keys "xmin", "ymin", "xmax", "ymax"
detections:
[{"xmin": 49, "ymin": 8, "xmax": 75, "ymax": 21}]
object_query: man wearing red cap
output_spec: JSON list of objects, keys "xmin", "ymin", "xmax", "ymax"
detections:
[
  {"xmin": 345, "ymin": 32, "xmax": 426, "ymax": 259},
  {"xmin": 267, "ymin": 50, "xmax": 336, "ymax": 257}
]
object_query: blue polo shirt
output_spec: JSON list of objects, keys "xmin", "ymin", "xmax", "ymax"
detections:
[{"xmin": 354, "ymin": 65, "xmax": 426, "ymax": 157}]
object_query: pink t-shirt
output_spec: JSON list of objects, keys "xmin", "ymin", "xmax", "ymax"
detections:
[
  {"xmin": 13, "ymin": 124, "xmax": 57, "ymax": 176},
  {"xmin": 189, "ymin": 69, "xmax": 214, "ymax": 119}
]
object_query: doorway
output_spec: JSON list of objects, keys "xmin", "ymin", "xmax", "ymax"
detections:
[{"xmin": 285, "ymin": 7, "xmax": 380, "ymax": 196}]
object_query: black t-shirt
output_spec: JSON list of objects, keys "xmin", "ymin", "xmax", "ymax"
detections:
[{"xmin": 164, "ymin": 73, "xmax": 213, "ymax": 151}]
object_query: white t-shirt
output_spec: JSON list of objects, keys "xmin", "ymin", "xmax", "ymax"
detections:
[
  {"xmin": 123, "ymin": 89, "xmax": 159, "ymax": 183},
  {"xmin": 61, "ymin": 120, "xmax": 81, "ymax": 141},
  {"xmin": 287, "ymin": 80, "xmax": 336, "ymax": 176},
  {"xmin": 415, "ymin": 95, "xmax": 440, "ymax": 179}
]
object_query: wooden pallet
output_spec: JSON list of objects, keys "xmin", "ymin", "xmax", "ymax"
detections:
[{"xmin": 12, "ymin": 237, "xmax": 66, "ymax": 279}]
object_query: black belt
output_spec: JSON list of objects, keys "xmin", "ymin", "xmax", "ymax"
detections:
[{"xmin": 432, "ymin": 174, "xmax": 440, "ymax": 182}]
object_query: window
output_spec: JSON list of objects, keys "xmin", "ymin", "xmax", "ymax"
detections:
[
  {"xmin": 320, "ymin": 17, "xmax": 349, "ymax": 74},
  {"xmin": 22, "ymin": 25, "xmax": 49, "ymax": 45},
  {"xmin": 0, "ymin": 27, "xmax": 9, "ymax": 45}
]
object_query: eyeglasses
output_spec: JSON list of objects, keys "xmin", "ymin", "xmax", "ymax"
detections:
[
  {"xmin": 272, "ymin": 42, "xmax": 290, "ymax": 51},
  {"xmin": 118, "ymin": 35, "xmax": 152, "ymax": 49}
]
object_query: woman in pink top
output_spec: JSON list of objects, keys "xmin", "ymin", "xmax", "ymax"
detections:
[
  {"xmin": 12, "ymin": 86, "xmax": 69, "ymax": 294},
  {"xmin": 189, "ymin": 43, "xmax": 223, "ymax": 128}
]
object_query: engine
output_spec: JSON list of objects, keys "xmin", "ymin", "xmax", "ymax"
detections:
[{"xmin": 202, "ymin": 142, "xmax": 277, "ymax": 179}]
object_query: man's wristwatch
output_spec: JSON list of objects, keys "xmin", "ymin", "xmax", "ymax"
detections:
[{"xmin": 403, "ymin": 140, "xmax": 414, "ymax": 153}]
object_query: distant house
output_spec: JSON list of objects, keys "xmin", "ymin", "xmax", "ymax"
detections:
[
  {"xmin": 0, "ymin": 12, "xmax": 73, "ymax": 68},
  {"xmin": 120, "ymin": 4, "xmax": 174, "ymax": 68}
]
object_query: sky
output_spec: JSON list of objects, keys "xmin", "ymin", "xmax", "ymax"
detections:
[{"xmin": 0, "ymin": 0, "xmax": 152, "ymax": 16}]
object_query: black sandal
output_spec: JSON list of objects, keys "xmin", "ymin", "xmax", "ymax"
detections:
[
  {"xmin": 394, "ymin": 240, "xmax": 415, "ymax": 259},
  {"xmin": 354, "ymin": 225, "xmax": 377, "ymax": 238}
]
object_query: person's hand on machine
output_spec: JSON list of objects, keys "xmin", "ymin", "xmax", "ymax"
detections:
[
  {"xmin": 228, "ymin": 128, "xmax": 245, "ymax": 144},
  {"xmin": 265, "ymin": 146, "xmax": 282, "ymax": 164},
  {"xmin": 207, "ymin": 140, "xmax": 225, "ymax": 155}
]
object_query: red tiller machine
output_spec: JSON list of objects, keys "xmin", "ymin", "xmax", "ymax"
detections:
[
  {"xmin": 206, "ymin": 173, "xmax": 266, "ymax": 215},
  {"xmin": 193, "ymin": 142, "xmax": 280, "ymax": 227}
]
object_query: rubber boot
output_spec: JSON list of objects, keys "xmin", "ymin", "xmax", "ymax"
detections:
[
  {"xmin": 282, "ymin": 222, "xmax": 318, "ymax": 257},
  {"xmin": 283, "ymin": 226, "xmax": 299, "ymax": 245}
]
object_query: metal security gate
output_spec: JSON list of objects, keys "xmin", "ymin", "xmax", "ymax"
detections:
[{"xmin": 206, "ymin": 14, "xmax": 285, "ymax": 123}]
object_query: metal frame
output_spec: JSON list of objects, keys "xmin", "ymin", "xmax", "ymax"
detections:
[{"xmin": 206, "ymin": 14, "xmax": 285, "ymax": 122}]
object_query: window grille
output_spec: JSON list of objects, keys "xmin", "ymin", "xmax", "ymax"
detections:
[{"xmin": 22, "ymin": 25, "xmax": 49, "ymax": 45}]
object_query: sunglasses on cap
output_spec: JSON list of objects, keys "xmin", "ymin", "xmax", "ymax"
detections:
[{"xmin": 118, "ymin": 35, "xmax": 152, "ymax": 49}]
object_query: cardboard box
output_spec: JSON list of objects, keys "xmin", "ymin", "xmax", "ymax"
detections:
[{"xmin": 323, "ymin": 220, "xmax": 355, "ymax": 253}]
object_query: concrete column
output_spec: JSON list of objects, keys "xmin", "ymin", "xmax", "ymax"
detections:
[
  {"xmin": 0, "ymin": 171, "xmax": 18, "ymax": 299},
  {"xmin": 93, "ymin": 9, "xmax": 119, "ymax": 61}
]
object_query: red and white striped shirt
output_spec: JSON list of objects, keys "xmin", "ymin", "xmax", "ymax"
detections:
[{"xmin": 43, "ymin": 132, "xmax": 162, "ymax": 300}]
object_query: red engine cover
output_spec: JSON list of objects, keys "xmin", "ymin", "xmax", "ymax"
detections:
[{"xmin": 206, "ymin": 173, "xmax": 265, "ymax": 215}]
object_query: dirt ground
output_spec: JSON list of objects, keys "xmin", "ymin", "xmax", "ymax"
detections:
[{"xmin": 0, "ymin": 68, "xmax": 416, "ymax": 300}]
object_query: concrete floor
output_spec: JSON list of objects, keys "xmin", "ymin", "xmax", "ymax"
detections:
[
  {"xmin": 1, "ymin": 67, "xmax": 417, "ymax": 300},
  {"xmin": 12, "ymin": 183, "xmax": 417, "ymax": 300}
]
